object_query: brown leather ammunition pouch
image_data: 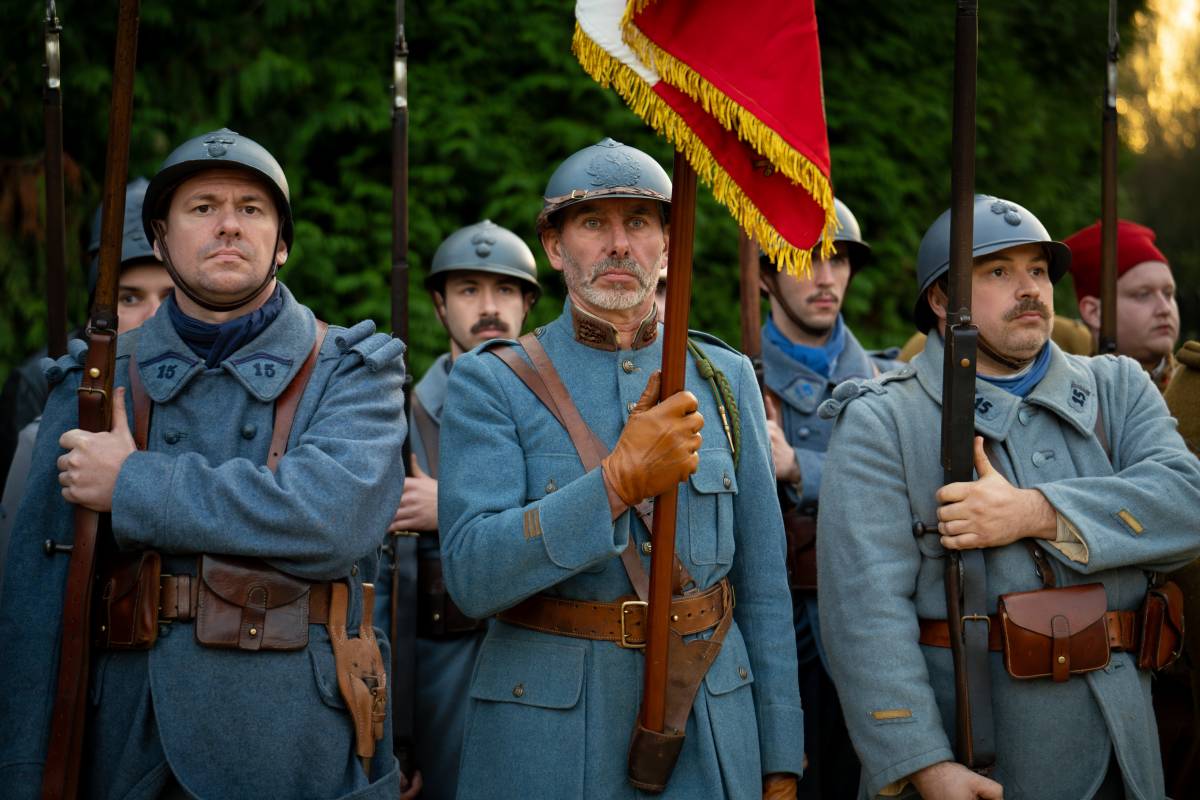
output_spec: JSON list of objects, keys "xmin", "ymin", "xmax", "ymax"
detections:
[
  {"xmin": 998, "ymin": 583, "xmax": 1111, "ymax": 681},
  {"xmin": 327, "ymin": 581, "xmax": 388, "ymax": 776},
  {"xmin": 418, "ymin": 556, "xmax": 486, "ymax": 639},
  {"xmin": 96, "ymin": 551, "xmax": 162, "ymax": 650},
  {"xmin": 195, "ymin": 554, "xmax": 314, "ymax": 651},
  {"xmin": 1137, "ymin": 580, "xmax": 1184, "ymax": 670},
  {"xmin": 783, "ymin": 509, "xmax": 817, "ymax": 592}
]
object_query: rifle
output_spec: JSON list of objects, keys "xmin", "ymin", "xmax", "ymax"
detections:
[
  {"xmin": 44, "ymin": 1, "xmax": 67, "ymax": 359},
  {"xmin": 1098, "ymin": 0, "xmax": 1119, "ymax": 355},
  {"xmin": 41, "ymin": 1, "xmax": 140, "ymax": 797},
  {"xmin": 737, "ymin": 230, "xmax": 761, "ymax": 367},
  {"xmin": 940, "ymin": 0, "xmax": 995, "ymax": 773},
  {"xmin": 388, "ymin": 0, "xmax": 420, "ymax": 784},
  {"xmin": 639, "ymin": 149, "xmax": 697, "ymax": 745}
]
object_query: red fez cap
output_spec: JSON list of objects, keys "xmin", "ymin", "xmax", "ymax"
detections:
[{"xmin": 1064, "ymin": 219, "xmax": 1168, "ymax": 302}]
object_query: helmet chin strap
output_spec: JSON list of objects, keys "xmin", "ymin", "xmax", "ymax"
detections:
[
  {"xmin": 153, "ymin": 219, "xmax": 282, "ymax": 313},
  {"xmin": 976, "ymin": 332, "xmax": 1037, "ymax": 370}
]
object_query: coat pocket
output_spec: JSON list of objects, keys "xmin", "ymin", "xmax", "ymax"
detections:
[
  {"xmin": 688, "ymin": 450, "xmax": 738, "ymax": 566},
  {"xmin": 459, "ymin": 636, "xmax": 586, "ymax": 799}
]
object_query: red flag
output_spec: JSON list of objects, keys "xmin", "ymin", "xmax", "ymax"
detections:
[{"xmin": 574, "ymin": 0, "xmax": 834, "ymax": 274}]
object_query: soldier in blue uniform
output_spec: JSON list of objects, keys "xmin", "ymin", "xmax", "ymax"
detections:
[
  {"xmin": 758, "ymin": 198, "xmax": 897, "ymax": 799},
  {"xmin": 375, "ymin": 219, "xmax": 539, "ymax": 800},
  {"xmin": 0, "ymin": 129, "xmax": 408, "ymax": 798},
  {"xmin": 817, "ymin": 195, "xmax": 1200, "ymax": 799},
  {"xmin": 438, "ymin": 138, "xmax": 804, "ymax": 799}
]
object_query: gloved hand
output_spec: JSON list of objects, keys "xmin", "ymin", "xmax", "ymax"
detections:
[
  {"xmin": 601, "ymin": 370, "xmax": 704, "ymax": 507},
  {"xmin": 762, "ymin": 773, "xmax": 798, "ymax": 800}
]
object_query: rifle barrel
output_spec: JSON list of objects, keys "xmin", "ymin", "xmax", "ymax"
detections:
[
  {"xmin": 44, "ymin": 3, "xmax": 67, "ymax": 359},
  {"xmin": 1099, "ymin": 0, "xmax": 1119, "ymax": 354}
]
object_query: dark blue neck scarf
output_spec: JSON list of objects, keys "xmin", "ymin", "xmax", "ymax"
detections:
[
  {"xmin": 764, "ymin": 314, "xmax": 846, "ymax": 379},
  {"xmin": 978, "ymin": 343, "xmax": 1051, "ymax": 398},
  {"xmin": 168, "ymin": 285, "xmax": 284, "ymax": 368}
]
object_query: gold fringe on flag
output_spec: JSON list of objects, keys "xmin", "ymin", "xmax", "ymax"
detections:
[{"xmin": 572, "ymin": 15, "xmax": 835, "ymax": 275}]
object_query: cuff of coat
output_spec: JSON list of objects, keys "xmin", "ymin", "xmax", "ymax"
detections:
[
  {"xmin": 866, "ymin": 745, "xmax": 956, "ymax": 799},
  {"xmin": 111, "ymin": 450, "xmax": 177, "ymax": 549},
  {"xmin": 538, "ymin": 467, "xmax": 628, "ymax": 570},
  {"xmin": 757, "ymin": 702, "xmax": 806, "ymax": 776},
  {"xmin": 1049, "ymin": 513, "xmax": 1089, "ymax": 564},
  {"xmin": 794, "ymin": 447, "xmax": 822, "ymax": 507}
]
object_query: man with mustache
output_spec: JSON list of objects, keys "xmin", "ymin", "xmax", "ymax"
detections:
[
  {"xmin": 0, "ymin": 129, "xmax": 409, "ymax": 798},
  {"xmin": 437, "ymin": 138, "xmax": 802, "ymax": 799},
  {"xmin": 1065, "ymin": 219, "xmax": 1181, "ymax": 391},
  {"xmin": 816, "ymin": 195, "xmax": 1200, "ymax": 799},
  {"xmin": 377, "ymin": 219, "xmax": 539, "ymax": 800},
  {"xmin": 757, "ymin": 197, "xmax": 898, "ymax": 800}
]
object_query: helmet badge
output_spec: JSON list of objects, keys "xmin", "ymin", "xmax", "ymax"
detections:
[
  {"xmin": 470, "ymin": 231, "xmax": 496, "ymax": 258},
  {"xmin": 586, "ymin": 151, "xmax": 641, "ymax": 188},
  {"xmin": 203, "ymin": 133, "xmax": 235, "ymax": 158},
  {"xmin": 990, "ymin": 199, "xmax": 1022, "ymax": 227}
]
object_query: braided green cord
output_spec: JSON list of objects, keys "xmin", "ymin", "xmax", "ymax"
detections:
[{"xmin": 687, "ymin": 339, "xmax": 741, "ymax": 467}]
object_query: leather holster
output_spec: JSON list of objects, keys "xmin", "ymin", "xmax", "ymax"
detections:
[
  {"xmin": 999, "ymin": 583, "xmax": 1110, "ymax": 681},
  {"xmin": 782, "ymin": 509, "xmax": 817, "ymax": 592},
  {"xmin": 96, "ymin": 551, "xmax": 162, "ymax": 650},
  {"xmin": 327, "ymin": 581, "xmax": 388, "ymax": 777},
  {"xmin": 195, "ymin": 554, "xmax": 313, "ymax": 651},
  {"xmin": 1137, "ymin": 580, "xmax": 1185, "ymax": 671}
]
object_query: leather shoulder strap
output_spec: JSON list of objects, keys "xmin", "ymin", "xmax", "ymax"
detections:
[
  {"xmin": 410, "ymin": 394, "xmax": 441, "ymax": 479},
  {"xmin": 268, "ymin": 320, "xmax": 329, "ymax": 472},
  {"xmin": 127, "ymin": 354, "xmax": 151, "ymax": 451}
]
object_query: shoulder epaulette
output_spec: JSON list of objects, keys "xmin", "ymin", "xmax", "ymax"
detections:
[
  {"xmin": 42, "ymin": 339, "xmax": 90, "ymax": 386},
  {"xmin": 334, "ymin": 320, "xmax": 406, "ymax": 373},
  {"xmin": 818, "ymin": 365, "xmax": 916, "ymax": 420}
]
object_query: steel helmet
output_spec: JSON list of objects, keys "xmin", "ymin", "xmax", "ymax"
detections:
[
  {"xmin": 426, "ymin": 220, "xmax": 540, "ymax": 301},
  {"xmin": 86, "ymin": 178, "xmax": 158, "ymax": 294},
  {"xmin": 913, "ymin": 194, "xmax": 1071, "ymax": 332},
  {"xmin": 142, "ymin": 127, "xmax": 292, "ymax": 248},
  {"xmin": 537, "ymin": 138, "xmax": 671, "ymax": 231}
]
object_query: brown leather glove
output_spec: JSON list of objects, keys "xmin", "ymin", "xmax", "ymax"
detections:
[
  {"xmin": 601, "ymin": 370, "xmax": 704, "ymax": 507},
  {"xmin": 762, "ymin": 773, "xmax": 798, "ymax": 800}
]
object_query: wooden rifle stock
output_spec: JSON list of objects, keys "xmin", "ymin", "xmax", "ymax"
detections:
[
  {"xmin": 640, "ymin": 151, "xmax": 697, "ymax": 736},
  {"xmin": 1098, "ymin": 0, "xmax": 1119, "ymax": 355},
  {"xmin": 941, "ymin": 0, "xmax": 995, "ymax": 773},
  {"xmin": 41, "ymin": 1, "xmax": 140, "ymax": 797},
  {"xmin": 738, "ymin": 230, "xmax": 761, "ymax": 364},
  {"xmin": 43, "ymin": 1, "xmax": 68, "ymax": 359}
]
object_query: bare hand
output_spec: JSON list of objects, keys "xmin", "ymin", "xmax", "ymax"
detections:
[
  {"xmin": 764, "ymin": 394, "xmax": 800, "ymax": 485},
  {"xmin": 935, "ymin": 437, "xmax": 1056, "ymax": 550},
  {"xmin": 400, "ymin": 767, "xmax": 423, "ymax": 799},
  {"xmin": 389, "ymin": 457, "xmax": 437, "ymax": 533},
  {"xmin": 762, "ymin": 772, "xmax": 798, "ymax": 800},
  {"xmin": 910, "ymin": 761, "xmax": 1003, "ymax": 800},
  {"xmin": 57, "ymin": 387, "xmax": 136, "ymax": 512}
]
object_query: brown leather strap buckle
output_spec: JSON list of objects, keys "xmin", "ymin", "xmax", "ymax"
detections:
[{"xmin": 620, "ymin": 600, "xmax": 648, "ymax": 648}]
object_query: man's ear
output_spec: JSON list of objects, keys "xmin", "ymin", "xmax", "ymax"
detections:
[
  {"xmin": 431, "ymin": 290, "xmax": 448, "ymax": 326},
  {"xmin": 540, "ymin": 228, "xmax": 565, "ymax": 273},
  {"xmin": 152, "ymin": 240, "xmax": 162, "ymax": 261},
  {"xmin": 276, "ymin": 241, "xmax": 289, "ymax": 267},
  {"xmin": 926, "ymin": 282, "xmax": 950, "ymax": 324},
  {"xmin": 1077, "ymin": 295, "xmax": 1101, "ymax": 331}
]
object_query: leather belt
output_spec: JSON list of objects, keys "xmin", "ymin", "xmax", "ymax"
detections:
[
  {"xmin": 918, "ymin": 611, "xmax": 1139, "ymax": 652},
  {"xmin": 496, "ymin": 578, "xmax": 732, "ymax": 648},
  {"xmin": 158, "ymin": 574, "xmax": 331, "ymax": 625}
]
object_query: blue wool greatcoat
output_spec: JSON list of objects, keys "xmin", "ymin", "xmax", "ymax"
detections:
[
  {"xmin": 816, "ymin": 333, "xmax": 1200, "ymax": 800},
  {"xmin": 374, "ymin": 351, "xmax": 484, "ymax": 800},
  {"xmin": 0, "ymin": 284, "xmax": 408, "ymax": 799},
  {"xmin": 438, "ymin": 305, "xmax": 804, "ymax": 800},
  {"xmin": 759, "ymin": 320, "xmax": 898, "ymax": 669}
]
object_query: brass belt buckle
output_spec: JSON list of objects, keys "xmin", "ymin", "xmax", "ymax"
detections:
[{"xmin": 619, "ymin": 600, "xmax": 648, "ymax": 649}]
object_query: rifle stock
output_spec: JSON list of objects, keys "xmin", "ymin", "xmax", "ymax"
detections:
[
  {"xmin": 41, "ymin": 2, "xmax": 140, "ymax": 797},
  {"xmin": 941, "ymin": 0, "xmax": 995, "ymax": 773}
]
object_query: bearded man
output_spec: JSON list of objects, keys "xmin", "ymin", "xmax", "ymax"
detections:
[{"xmin": 436, "ymin": 138, "xmax": 803, "ymax": 799}]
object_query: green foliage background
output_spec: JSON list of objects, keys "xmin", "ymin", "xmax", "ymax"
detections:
[{"xmin": 4, "ymin": 0, "xmax": 1191, "ymax": 386}]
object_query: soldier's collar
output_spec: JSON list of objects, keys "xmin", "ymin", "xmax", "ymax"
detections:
[{"xmin": 569, "ymin": 300, "xmax": 659, "ymax": 351}]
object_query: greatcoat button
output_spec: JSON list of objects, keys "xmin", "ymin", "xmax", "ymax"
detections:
[
  {"xmin": 622, "ymin": 360, "xmax": 635, "ymax": 374},
  {"xmin": 545, "ymin": 479, "xmax": 558, "ymax": 494},
  {"xmin": 627, "ymin": 401, "xmax": 636, "ymax": 414},
  {"xmin": 798, "ymin": 426, "xmax": 811, "ymax": 439},
  {"xmin": 241, "ymin": 424, "xmax": 257, "ymax": 440},
  {"xmin": 512, "ymin": 683, "xmax": 525, "ymax": 698},
  {"xmin": 738, "ymin": 666, "xmax": 749, "ymax": 680},
  {"xmin": 164, "ymin": 431, "xmax": 181, "ymax": 444},
  {"xmin": 723, "ymin": 474, "xmax": 732, "ymax": 489},
  {"xmin": 641, "ymin": 542, "xmax": 652, "ymax": 555},
  {"xmin": 1018, "ymin": 407, "xmax": 1032, "ymax": 425}
]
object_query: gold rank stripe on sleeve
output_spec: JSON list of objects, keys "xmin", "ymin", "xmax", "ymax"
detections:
[
  {"xmin": 524, "ymin": 508, "xmax": 544, "ymax": 541},
  {"xmin": 1116, "ymin": 509, "xmax": 1145, "ymax": 535}
]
